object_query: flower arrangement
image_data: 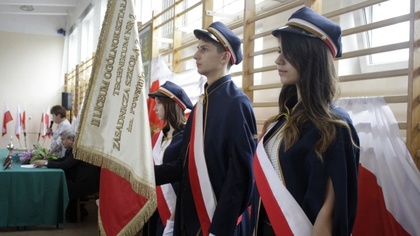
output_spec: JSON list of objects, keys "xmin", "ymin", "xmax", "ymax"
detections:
[{"xmin": 18, "ymin": 144, "xmax": 58, "ymax": 164}]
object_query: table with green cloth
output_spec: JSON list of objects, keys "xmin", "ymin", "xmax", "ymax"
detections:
[{"xmin": 0, "ymin": 150, "xmax": 69, "ymax": 227}]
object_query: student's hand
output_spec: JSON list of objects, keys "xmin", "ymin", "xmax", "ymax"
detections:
[
  {"xmin": 32, "ymin": 160, "xmax": 48, "ymax": 167},
  {"xmin": 46, "ymin": 127, "xmax": 53, "ymax": 135}
]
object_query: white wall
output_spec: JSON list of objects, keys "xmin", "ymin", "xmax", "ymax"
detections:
[
  {"xmin": 0, "ymin": 31, "xmax": 65, "ymax": 149},
  {"xmin": 0, "ymin": 14, "xmax": 68, "ymax": 37}
]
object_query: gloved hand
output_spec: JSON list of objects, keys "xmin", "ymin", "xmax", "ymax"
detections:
[{"xmin": 162, "ymin": 220, "xmax": 174, "ymax": 236}]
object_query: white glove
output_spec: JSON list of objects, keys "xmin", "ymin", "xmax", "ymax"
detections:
[
  {"xmin": 209, "ymin": 234, "xmax": 216, "ymax": 236},
  {"xmin": 162, "ymin": 220, "xmax": 174, "ymax": 236}
]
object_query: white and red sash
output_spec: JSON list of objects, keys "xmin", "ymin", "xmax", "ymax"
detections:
[
  {"xmin": 152, "ymin": 131, "xmax": 177, "ymax": 226},
  {"xmin": 188, "ymin": 96, "xmax": 217, "ymax": 235},
  {"xmin": 253, "ymin": 125, "xmax": 312, "ymax": 235}
]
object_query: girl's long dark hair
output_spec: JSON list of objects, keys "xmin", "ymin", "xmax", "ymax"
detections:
[
  {"xmin": 276, "ymin": 33, "xmax": 354, "ymax": 159},
  {"xmin": 157, "ymin": 97, "xmax": 187, "ymax": 135}
]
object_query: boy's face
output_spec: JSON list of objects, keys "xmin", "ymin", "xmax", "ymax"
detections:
[
  {"xmin": 193, "ymin": 39, "xmax": 228, "ymax": 76},
  {"xmin": 61, "ymin": 135, "xmax": 74, "ymax": 149}
]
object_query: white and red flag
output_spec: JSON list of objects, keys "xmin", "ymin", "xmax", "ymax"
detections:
[
  {"xmin": 21, "ymin": 105, "xmax": 27, "ymax": 148},
  {"xmin": 21, "ymin": 106, "xmax": 26, "ymax": 133},
  {"xmin": 336, "ymin": 97, "xmax": 420, "ymax": 236},
  {"xmin": 15, "ymin": 105, "xmax": 22, "ymax": 140},
  {"xmin": 73, "ymin": 0, "xmax": 156, "ymax": 235},
  {"xmin": 2, "ymin": 102, "xmax": 13, "ymax": 137},
  {"xmin": 40, "ymin": 111, "xmax": 45, "ymax": 138},
  {"xmin": 45, "ymin": 106, "xmax": 51, "ymax": 138},
  {"xmin": 40, "ymin": 108, "xmax": 50, "ymax": 139}
]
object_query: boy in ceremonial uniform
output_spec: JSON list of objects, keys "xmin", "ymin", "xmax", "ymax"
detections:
[{"xmin": 155, "ymin": 21, "xmax": 257, "ymax": 235}]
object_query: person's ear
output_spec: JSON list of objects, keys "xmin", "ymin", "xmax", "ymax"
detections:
[{"xmin": 221, "ymin": 52, "xmax": 231, "ymax": 64}]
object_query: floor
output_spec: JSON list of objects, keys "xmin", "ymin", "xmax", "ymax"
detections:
[{"xmin": 0, "ymin": 200, "xmax": 99, "ymax": 236}]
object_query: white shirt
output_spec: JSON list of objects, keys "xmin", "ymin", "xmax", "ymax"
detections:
[{"xmin": 50, "ymin": 119, "xmax": 72, "ymax": 158}]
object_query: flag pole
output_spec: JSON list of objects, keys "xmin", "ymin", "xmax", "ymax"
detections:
[
  {"xmin": 23, "ymin": 131, "xmax": 27, "ymax": 149},
  {"xmin": 37, "ymin": 119, "xmax": 41, "ymax": 143},
  {"xmin": 22, "ymin": 105, "xmax": 28, "ymax": 149},
  {"xmin": 38, "ymin": 110, "xmax": 44, "ymax": 144},
  {"xmin": 15, "ymin": 124, "xmax": 22, "ymax": 148},
  {"xmin": 19, "ymin": 127, "xmax": 23, "ymax": 148}
]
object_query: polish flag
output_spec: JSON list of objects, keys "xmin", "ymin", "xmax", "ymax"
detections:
[
  {"xmin": 45, "ymin": 106, "xmax": 51, "ymax": 138},
  {"xmin": 336, "ymin": 97, "xmax": 420, "ymax": 236},
  {"xmin": 21, "ymin": 106, "xmax": 27, "ymax": 148},
  {"xmin": 40, "ymin": 108, "xmax": 50, "ymax": 139},
  {"xmin": 15, "ymin": 105, "xmax": 22, "ymax": 139},
  {"xmin": 2, "ymin": 102, "xmax": 13, "ymax": 137},
  {"xmin": 21, "ymin": 108, "xmax": 26, "ymax": 133},
  {"xmin": 40, "ymin": 112, "xmax": 46, "ymax": 138}
]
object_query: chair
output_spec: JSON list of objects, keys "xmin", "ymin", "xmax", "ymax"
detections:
[{"xmin": 76, "ymin": 192, "xmax": 99, "ymax": 223}]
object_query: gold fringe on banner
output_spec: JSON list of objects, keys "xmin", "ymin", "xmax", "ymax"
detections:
[
  {"xmin": 75, "ymin": 147, "xmax": 157, "ymax": 201},
  {"xmin": 76, "ymin": 147, "xmax": 157, "ymax": 236}
]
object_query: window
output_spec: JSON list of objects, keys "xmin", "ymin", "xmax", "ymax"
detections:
[
  {"xmin": 80, "ymin": 9, "xmax": 94, "ymax": 62},
  {"xmin": 68, "ymin": 28, "xmax": 79, "ymax": 70},
  {"xmin": 364, "ymin": 0, "xmax": 409, "ymax": 64}
]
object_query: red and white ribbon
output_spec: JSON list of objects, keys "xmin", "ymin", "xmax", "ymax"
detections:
[
  {"xmin": 254, "ymin": 127, "xmax": 312, "ymax": 235},
  {"xmin": 188, "ymin": 95, "xmax": 217, "ymax": 235}
]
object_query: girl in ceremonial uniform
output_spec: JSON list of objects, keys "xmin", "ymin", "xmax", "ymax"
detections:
[
  {"xmin": 146, "ymin": 81, "xmax": 193, "ymax": 235},
  {"xmin": 252, "ymin": 7, "xmax": 360, "ymax": 236}
]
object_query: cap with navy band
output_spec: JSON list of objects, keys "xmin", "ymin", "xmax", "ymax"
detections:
[
  {"xmin": 272, "ymin": 6, "xmax": 342, "ymax": 58},
  {"xmin": 148, "ymin": 81, "xmax": 193, "ymax": 111},
  {"xmin": 193, "ymin": 21, "xmax": 243, "ymax": 65}
]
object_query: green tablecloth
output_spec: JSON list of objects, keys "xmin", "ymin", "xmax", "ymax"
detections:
[{"xmin": 0, "ymin": 150, "xmax": 69, "ymax": 227}]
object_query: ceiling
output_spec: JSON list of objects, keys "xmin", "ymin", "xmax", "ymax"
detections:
[{"xmin": 0, "ymin": 0, "xmax": 79, "ymax": 36}]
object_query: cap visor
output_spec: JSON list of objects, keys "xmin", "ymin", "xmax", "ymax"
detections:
[
  {"xmin": 272, "ymin": 25, "xmax": 317, "ymax": 38},
  {"xmin": 148, "ymin": 91, "xmax": 166, "ymax": 98},
  {"xmin": 193, "ymin": 29, "xmax": 220, "ymax": 43}
]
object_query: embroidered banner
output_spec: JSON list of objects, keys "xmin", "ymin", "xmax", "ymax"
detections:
[{"xmin": 73, "ymin": 0, "xmax": 156, "ymax": 234}]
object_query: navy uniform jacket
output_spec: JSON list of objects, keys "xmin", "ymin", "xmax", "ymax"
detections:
[
  {"xmin": 155, "ymin": 75, "xmax": 257, "ymax": 235},
  {"xmin": 252, "ymin": 106, "xmax": 360, "ymax": 235}
]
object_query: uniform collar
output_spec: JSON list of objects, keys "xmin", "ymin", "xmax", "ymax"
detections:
[{"xmin": 204, "ymin": 75, "xmax": 231, "ymax": 95}]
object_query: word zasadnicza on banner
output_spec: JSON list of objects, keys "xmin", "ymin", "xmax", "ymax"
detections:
[{"xmin": 90, "ymin": 8, "xmax": 145, "ymax": 152}]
